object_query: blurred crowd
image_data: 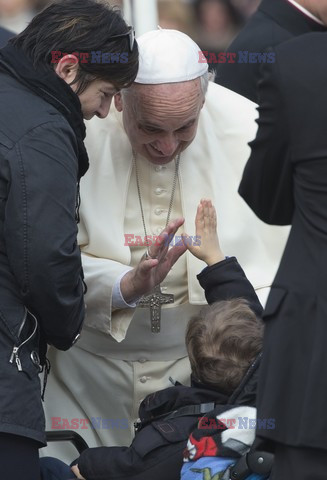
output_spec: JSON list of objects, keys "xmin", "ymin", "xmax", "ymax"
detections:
[
  {"xmin": 159, "ymin": 0, "xmax": 261, "ymax": 54},
  {"xmin": 0, "ymin": 0, "xmax": 49, "ymax": 32},
  {"xmin": 0, "ymin": 0, "xmax": 261, "ymax": 51}
]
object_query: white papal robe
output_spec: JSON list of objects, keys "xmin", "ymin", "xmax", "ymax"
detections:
[{"xmin": 41, "ymin": 83, "xmax": 289, "ymax": 462}]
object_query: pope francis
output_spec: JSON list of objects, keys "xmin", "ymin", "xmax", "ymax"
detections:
[{"xmin": 42, "ymin": 29, "xmax": 289, "ymax": 460}]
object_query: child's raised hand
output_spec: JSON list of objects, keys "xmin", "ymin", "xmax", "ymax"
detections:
[{"xmin": 182, "ymin": 199, "xmax": 225, "ymax": 266}]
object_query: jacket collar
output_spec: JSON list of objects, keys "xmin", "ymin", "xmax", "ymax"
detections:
[{"xmin": 259, "ymin": 0, "xmax": 327, "ymax": 35}]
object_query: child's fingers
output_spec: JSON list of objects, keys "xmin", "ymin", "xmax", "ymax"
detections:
[
  {"xmin": 211, "ymin": 203, "xmax": 217, "ymax": 230},
  {"xmin": 202, "ymin": 199, "xmax": 211, "ymax": 230},
  {"xmin": 200, "ymin": 199, "xmax": 217, "ymax": 232},
  {"xmin": 195, "ymin": 204, "xmax": 204, "ymax": 234}
]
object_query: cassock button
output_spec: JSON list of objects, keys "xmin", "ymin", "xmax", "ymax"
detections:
[
  {"xmin": 138, "ymin": 358, "xmax": 148, "ymax": 363},
  {"xmin": 155, "ymin": 187, "xmax": 162, "ymax": 195},
  {"xmin": 140, "ymin": 376, "xmax": 147, "ymax": 383},
  {"xmin": 155, "ymin": 166, "xmax": 162, "ymax": 172},
  {"xmin": 155, "ymin": 208, "xmax": 162, "ymax": 215}
]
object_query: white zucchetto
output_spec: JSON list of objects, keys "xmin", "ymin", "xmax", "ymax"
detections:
[{"xmin": 135, "ymin": 28, "xmax": 208, "ymax": 84}]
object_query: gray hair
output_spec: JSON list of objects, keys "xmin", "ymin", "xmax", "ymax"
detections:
[{"xmin": 200, "ymin": 70, "xmax": 215, "ymax": 96}]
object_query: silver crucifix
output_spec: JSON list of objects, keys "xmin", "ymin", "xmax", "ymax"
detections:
[{"xmin": 138, "ymin": 284, "xmax": 174, "ymax": 333}]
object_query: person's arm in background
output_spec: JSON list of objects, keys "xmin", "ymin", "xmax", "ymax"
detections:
[
  {"xmin": 182, "ymin": 199, "xmax": 263, "ymax": 317},
  {"xmin": 238, "ymin": 47, "xmax": 294, "ymax": 226},
  {"xmin": 5, "ymin": 120, "xmax": 85, "ymax": 350}
]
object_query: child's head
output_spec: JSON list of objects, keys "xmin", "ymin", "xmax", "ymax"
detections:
[{"xmin": 186, "ymin": 299, "xmax": 263, "ymax": 396}]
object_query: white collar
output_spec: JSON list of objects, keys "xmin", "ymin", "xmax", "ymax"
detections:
[{"xmin": 287, "ymin": 0, "xmax": 325, "ymax": 26}]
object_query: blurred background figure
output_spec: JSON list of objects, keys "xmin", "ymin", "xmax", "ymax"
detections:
[
  {"xmin": 158, "ymin": 0, "xmax": 196, "ymax": 37},
  {"xmin": 0, "ymin": 0, "xmax": 262, "ymax": 38},
  {"xmin": 230, "ymin": 0, "xmax": 261, "ymax": 19},
  {"xmin": 0, "ymin": 0, "xmax": 124, "ymax": 34},
  {"xmin": 154, "ymin": 0, "xmax": 262, "ymax": 75},
  {"xmin": 194, "ymin": 0, "xmax": 242, "ymax": 56},
  {"xmin": 0, "ymin": 0, "xmax": 46, "ymax": 33}
]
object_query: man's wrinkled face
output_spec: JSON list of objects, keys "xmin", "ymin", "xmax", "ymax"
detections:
[{"xmin": 115, "ymin": 79, "xmax": 205, "ymax": 165}]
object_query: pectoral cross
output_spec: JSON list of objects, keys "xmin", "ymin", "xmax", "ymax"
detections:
[{"xmin": 138, "ymin": 284, "xmax": 174, "ymax": 333}]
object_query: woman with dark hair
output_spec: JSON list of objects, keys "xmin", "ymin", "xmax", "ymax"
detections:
[{"xmin": 0, "ymin": 1, "xmax": 138, "ymax": 479}]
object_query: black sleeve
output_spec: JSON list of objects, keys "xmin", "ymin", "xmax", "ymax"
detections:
[
  {"xmin": 78, "ymin": 445, "xmax": 140, "ymax": 480},
  {"xmin": 78, "ymin": 441, "xmax": 185, "ymax": 480},
  {"xmin": 5, "ymin": 120, "xmax": 85, "ymax": 350},
  {"xmin": 238, "ymin": 47, "xmax": 294, "ymax": 225},
  {"xmin": 197, "ymin": 257, "xmax": 263, "ymax": 318}
]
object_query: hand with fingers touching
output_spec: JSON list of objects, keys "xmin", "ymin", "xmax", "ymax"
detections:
[
  {"xmin": 182, "ymin": 199, "xmax": 225, "ymax": 267},
  {"xmin": 120, "ymin": 217, "xmax": 187, "ymax": 303}
]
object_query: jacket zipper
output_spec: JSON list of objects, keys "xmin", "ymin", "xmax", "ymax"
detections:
[{"xmin": 9, "ymin": 308, "xmax": 38, "ymax": 372}]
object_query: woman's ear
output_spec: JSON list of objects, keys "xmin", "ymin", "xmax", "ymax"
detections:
[
  {"xmin": 114, "ymin": 92, "xmax": 123, "ymax": 111},
  {"xmin": 54, "ymin": 55, "xmax": 79, "ymax": 86}
]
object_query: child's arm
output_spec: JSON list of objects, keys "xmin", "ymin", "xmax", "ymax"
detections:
[
  {"xmin": 183, "ymin": 199, "xmax": 263, "ymax": 316},
  {"xmin": 74, "ymin": 445, "xmax": 140, "ymax": 480},
  {"xmin": 73, "ymin": 434, "xmax": 184, "ymax": 480}
]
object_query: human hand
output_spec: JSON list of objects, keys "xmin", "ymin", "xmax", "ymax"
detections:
[
  {"xmin": 182, "ymin": 199, "xmax": 224, "ymax": 266},
  {"xmin": 71, "ymin": 464, "xmax": 85, "ymax": 479},
  {"xmin": 120, "ymin": 217, "xmax": 187, "ymax": 302}
]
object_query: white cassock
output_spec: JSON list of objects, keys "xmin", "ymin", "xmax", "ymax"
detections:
[{"xmin": 41, "ymin": 83, "xmax": 289, "ymax": 461}]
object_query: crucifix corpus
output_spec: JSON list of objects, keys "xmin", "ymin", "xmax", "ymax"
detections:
[{"xmin": 138, "ymin": 284, "xmax": 174, "ymax": 333}]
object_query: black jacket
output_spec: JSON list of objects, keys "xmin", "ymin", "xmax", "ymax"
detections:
[
  {"xmin": 215, "ymin": 0, "xmax": 326, "ymax": 102},
  {"xmin": 0, "ymin": 27, "xmax": 13, "ymax": 48},
  {"xmin": 78, "ymin": 257, "xmax": 262, "ymax": 480},
  {"xmin": 0, "ymin": 63, "xmax": 85, "ymax": 444},
  {"xmin": 239, "ymin": 32, "xmax": 327, "ymax": 450}
]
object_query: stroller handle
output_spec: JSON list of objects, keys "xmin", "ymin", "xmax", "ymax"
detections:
[{"xmin": 46, "ymin": 430, "xmax": 89, "ymax": 454}]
